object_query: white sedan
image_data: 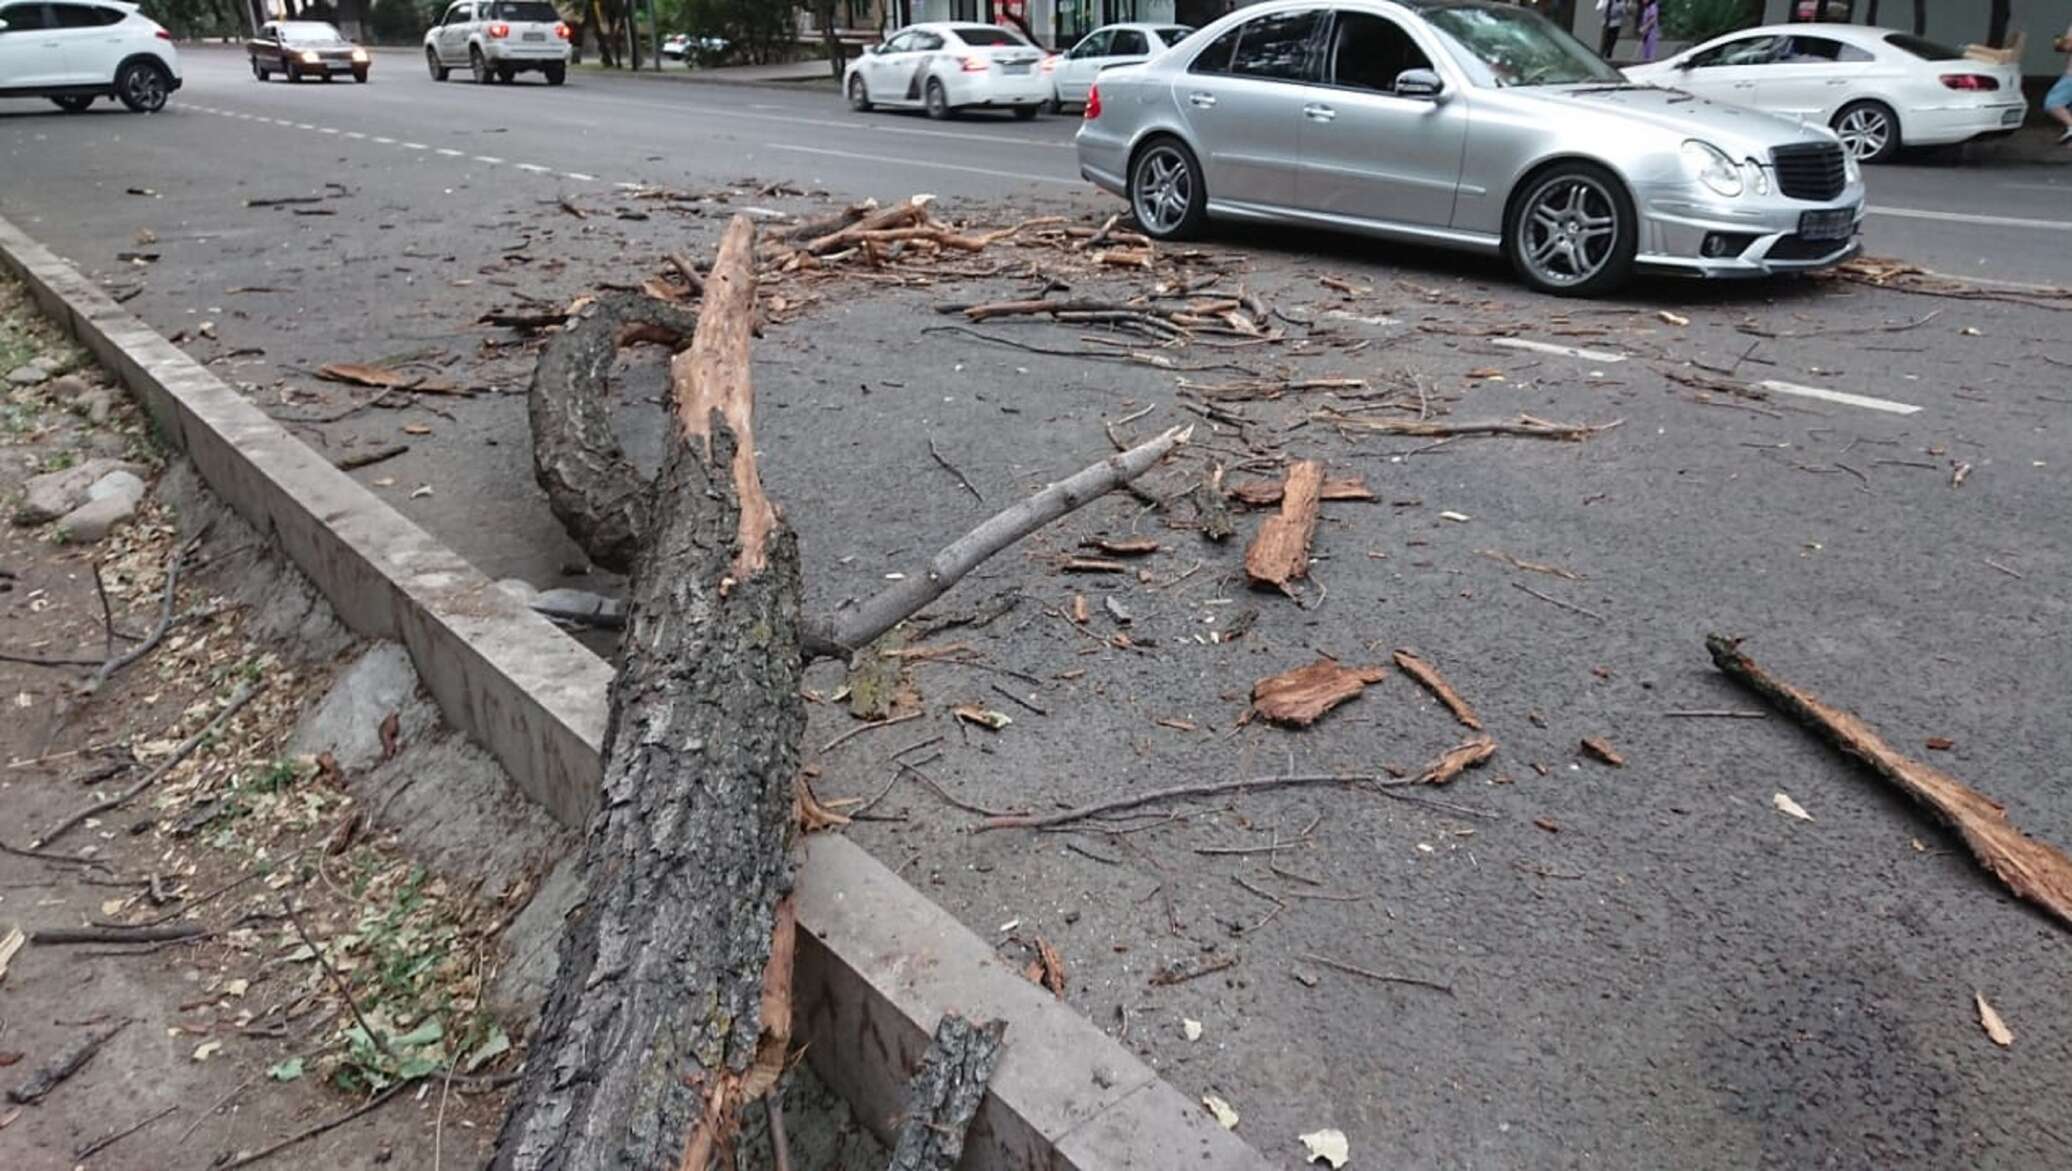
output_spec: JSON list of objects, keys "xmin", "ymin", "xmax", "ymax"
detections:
[
  {"xmin": 1045, "ymin": 21, "xmax": 1192, "ymax": 112},
  {"xmin": 1625, "ymin": 24, "xmax": 2025, "ymax": 163},
  {"xmin": 845, "ymin": 22, "xmax": 1048, "ymax": 120}
]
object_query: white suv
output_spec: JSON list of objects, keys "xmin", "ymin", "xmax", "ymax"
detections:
[
  {"xmin": 424, "ymin": 0, "xmax": 570, "ymax": 86},
  {"xmin": 0, "ymin": 0, "xmax": 181, "ymax": 112}
]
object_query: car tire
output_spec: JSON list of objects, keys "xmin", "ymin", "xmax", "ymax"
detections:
[
  {"xmin": 848, "ymin": 74, "xmax": 871, "ymax": 112},
  {"xmin": 544, "ymin": 62, "xmax": 566, "ymax": 86},
  {"xmin": 427, "ymin": 47, "xmax": 449, "ymax": 81},
  {"xmin": 1504, "ymin": 161, "xmax": 1637, "ymax": 297},
  {"xmin": 471, "ymin": 47, "xmax": 491, "ymax": 85},
  {"xmin": 285, "ymin": 66, "xmax": 301, "ymax": 82},
  {"xmin": 1012, "ymin": 103, "xmax": 1039, "ymax": 120},
  {"xmin": 1831, "ymin": 99, "xmax": 1899, "ymax": 164},
  {"xmin": 924, "ymin": 77, "xmax": 951, "ymax": 120},
  {"xmin": 1128, "ymin": 136, "xmax": 1208, "ymax": 242},
  {"xmin": 321, "ymin": 72, "xmax": 335, "ymax": 82},
  {"xmin": 115, "ymin": 60, "xmax": 171, "ymax": 112},
  {"xmin": 50, "ymin": 95, "xmax": 93, "ymax": 112},
  {"xmin": 496, "ymin": 64, "xmax": 515, "ymax": 83},
  {"xmin": 353, "ymin": 67, "xmax": 369, "ymax": 83},
  {"xmin": 251, "ymin": 57, "xmax": 265, "ymax": 80},
  {"xmin": 1046, "ymin": 95, "xmax": 1065, "ymax": 115}
]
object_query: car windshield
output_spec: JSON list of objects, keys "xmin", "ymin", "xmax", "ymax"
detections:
[
  {"xmin": 278, "ymin": 21, "xmax": 346, "ymax": 42},
  {"xmin": 1422, "ymin": 3, "xmax": 1623, "ymax": 87},
  {"xmin": 953, "ymin": 26, "xmax": 1024, "ymax": 46},
  {"xmin": 1883, "ymin": 32, "xmax": 1961, "ymax": 60},
  {"xmin": 489, "ymin": 1, "xmax": 561, "ymax": 22}
]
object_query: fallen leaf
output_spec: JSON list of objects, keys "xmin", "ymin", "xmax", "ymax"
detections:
[
  {"xmin": 0, "ymin": 1053, "xmax": 21, "ymax": 1067},
  {"xmin": 0, "ymin": 925, "xmax": 22, "ymax": 986},
  {"xmin": 1579, "ymin": 736, "xmax": 1625, "ymax": 767},
  {"xmin": 1301, "ymin": 1127, "xmax": 1350, "ymax": 1168},
  {"xmin": 1439, "ymin": 510, "xmax": 1471, "ymax": 523},
  {"xmin": 1183, "ymin": 1018, "xmax": 1203, "ymax": 1041},
  {"xmin": 1082, "ymin": 537, "xmax": 1160, "ymax": 556},
  {"xmin": 1772, "ymin": 792, "xmax": 1814, "ymax": 822},
  {"xmin": 1251, "ymin": 658, "xmax": 1388, "ymax": 727},
  {"xmin": 1659, "ymin": 310, "xmax": 1690, "ymax": 326},
  {"xmin": 1533, "ymin": 817, "xmax": 1560, "ymax": 833},
  {"xmin": 316, "ymin": 361, "xmax": 417, "ymax": 389},
  {"xmin": 192, "ymin": 1040, "xmax": 223, "ymax": 1062},
  {"xmin": 1925, "ymin": 737, "xmax": 1954, "ymax": 751},
  {"xmin": 1202, "ymin": 1094, "xmax": 1239, "ymax": 1130},
  {"xmin": 952, "ymin": 704, "xmax": 1012, "ymax": 731},
  {"xmin": 402, "ymin": 423, "xmax": 433, "ymax": 436},
  {"xmin": 1976, "ymin": 990, "xmax": 2013, "ymax": 1046},
  {"xmin": 1036, "ymin": 937, "xmax": 1066, "ymax": 998}
]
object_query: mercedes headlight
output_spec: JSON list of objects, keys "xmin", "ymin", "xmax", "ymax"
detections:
[
  {"xmin": 1843, "ymin": 148, "xmax": 1862, "ymax": 186},
  {"xmin": 1680, "ymin": 140, "xmax": 1742, "ymax": 198},
  {"xmin": 300, "ymin": 50, "xmax": 321, "ymax": 63},
  {"xmin": 1741, "ymin": 158, "xmax": 1770, "ymax": 197}
]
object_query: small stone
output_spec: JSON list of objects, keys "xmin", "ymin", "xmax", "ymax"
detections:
[
  {"xmin": 14, "ymin": 458, "xmax": 144, "ymax": 525},
  {"xmin": 531, "ymin": 588, "xmax": 625, "ymax": 627},
  {"xmin": 54, "ymin": 492, "xmax": 139, "ymax": 544},
  {"xmin": 6, "ymin": 365, "xmax": 47, "ymax": 387},
  {"xmin": 86, "ymin": 469, "xmax": 146, "ymax": 507},
  {"xmin": 43, "ymin": 373, "xmax": 90, "ymax": 401}
]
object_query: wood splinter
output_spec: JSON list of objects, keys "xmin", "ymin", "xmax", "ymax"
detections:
[{"xmin": 1394, "ymin": 648, "xmax": 1482, "ymax": 730}]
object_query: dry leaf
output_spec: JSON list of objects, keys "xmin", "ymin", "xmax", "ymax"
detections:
[
  {"xmin": 1772, "ymin": 792, "xmax": 1814, "ymax": 822},
  {"xmin": 0, "ymin": 925, "xmax": 23, "ymax": 986},
  {"xmin": 1976, "ymin": 990, "xmax": 2013, "ymax": 1046},
  {"xmin": 1251, "ymin": 658, "xmax": 1388, "ymax": 727},
  {"xmin": 1659, "ymin": 310, "xmax": 1690, "ymax": 326},
  {"xmin": 402, "ymin": 423, "xmax": 433, "ymax": 436},
  {"xmin": 1579, "ymin": 736, "xmax": 1625, "ymax": 767},
  {"xmin": 1202, "ymin": 1094, "xmax": 1239, "ymax": 1130},
  {"xmin": 1925, "ymin": 737, "xmax": 1954, "ymax": 751},
  {"xmin": 1183, "ymin": 1018, "xmax": 1203, "ymax": 1042},
  {"xmin": 1439, "ymin": 510, "xmax": 1471, "ymax": 523},
  {"xmin": 1035, "ymin": 936, "xmax": 1066, "ymax": 998},
  {"xmin": 192, "ymin": 1040, "xmax": 223, "ymax": 1062},
  {"xmin": 316, "ymin": 361, "xmax": 417, "ymax": 389},
  {"xmin": 952, "ymin": 704, "xmax": 1012, "ymax": 731},
  {"xmin": 1300, "ymin": 1128, "xmax": 1350, "ymax": 1168},
  {"xmin": 793, "ymin": 773, "xmax": 852, "ymax": 833}
]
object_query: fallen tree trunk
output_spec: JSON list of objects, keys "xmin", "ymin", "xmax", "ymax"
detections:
[{"xmin": 1707, "ymin": 634, "xmax": 2072, "ymax": 931}]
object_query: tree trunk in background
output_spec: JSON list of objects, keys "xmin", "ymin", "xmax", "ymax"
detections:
[
  {"xmin": 492, "ymin": 218, "xmax": 803, "ymax": 1170},
  {"xmin": 1864, "ymin": 0, "xmax": 1879, "ymax": 25},
  {"xmin": 1911, "ymin": 0, "xmax": 1924, "ymax": 34},
  {"xmin": 1988, "ymin": 0, "xmax": 2010, "ymax": 47},
  {"xmin": 819, "ymin": 1, "xmax": 845, "ymax": 80},
  {"xmin": 588, "ymin": 0, "xmax": 617, "ymax": 67}
]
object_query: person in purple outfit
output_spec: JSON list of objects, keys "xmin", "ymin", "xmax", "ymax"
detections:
[{"xmin": 1638, "ymin": 0, "xmax": 1660, "ymax": 61}]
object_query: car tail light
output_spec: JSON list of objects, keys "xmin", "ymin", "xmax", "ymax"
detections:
[
  {"xmin": 1084, "ymin": 81, "xmax": 1101, "ymax": 119},
  {"xmin": 488, "ymin": 21, "xmax": 510, "ymax": 39},
  {"xmin": 1939, "ymin": 73, "xmax": 1999, "ymax": 91},
  {"xmin": 959, "ymin": 54, "xmax": 988, "ymax": 72},
  {"xmin": 554, "ymin": 22, "xmax": 571, "ymax": 39},
  {"xmin": 154, "ymin": 27, "xmax": 170, "ymax": 39}
]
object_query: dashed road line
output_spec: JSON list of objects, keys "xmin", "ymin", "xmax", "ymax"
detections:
[
  {"xmin": 1758, "ymin": 379, "xmax": 1922, "ymax": 416},
  {"xmin": 474, "ymin": 155, "xmax": 505, "ymax": 165},
  {"xmin": 513, "ymin": 163, "xmax": 552, "ymax": 174},
  {"xmin": 435, "ymin": 148, "xmax": 466, "ymax": 157},
  {"xmin": 1491, "ymin": 337, "xmax": 1627, "ymax": 363}
]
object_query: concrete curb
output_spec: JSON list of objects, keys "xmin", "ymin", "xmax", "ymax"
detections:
[{"xmin": 0, "ymin": 212, "xmax": 1272, "ymax": 1171}]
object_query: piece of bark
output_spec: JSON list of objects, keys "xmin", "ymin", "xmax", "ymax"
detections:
[
  {"xmin": 882, "ymin": 1015, "xmax": 1008, "ymax": 1171},
  {"xmin": 1251, "ymin": 657, "xmax": 1387, "ymax": 727},
  {"xmin": 1193, "ymin": 463, "xmax": 1234, "ymax": 542},
  {"xmin": 315, "ymin": 361, "xmax": 416, "ymax": 389},
  {"xmin": 1393, "ymin": 649, "xmax": 1482, "ymax": 730},
  {"xmin": 1082, "ymin": 537, "xmax": 1159, "ymax": 556},
  {"xmin": 1579, "ymin": 736, "xmax": 1626, "ymax": 767},
  {"xmin": 1070, "ymin": 594, "xmax": 1089, "ymax": 625},
  {"xmin": 7, "ymin": 1022, "xmax": 126, "ymax": 1104},
  {"xmin": 1416, "ymin": 736, "xmax": 1497, "ymax": 785},
  {"xmin": 1707, "ymin": 634, "xmax": 2072, "ymax": 932},
  {"xmin": 1245, "ymin": 459, "xmax": 1323, "ymax": 590},
  {"xmin": 785, "ymin": 200, "xmax": 874, "ymax": 243},
  {"xmin": 526, "ymin": 293, "xmax": 697, "ymax": 574},
  {"xmin": 1035, "ymin": 938, "xmax": 1066, "ymax": 998},
  {"xmin": 333, "ymin": 443, "xmax": 408, "ymax": 471},
  {"xmin": 493, "ymin": 217, "xmax": 804, "ymax": 1171},
  {"xmin": 846, "ymin": 635, "xmax": 918, "ymax": 721},
  {"xmin": 1227, "ymin": 476, "xmax": 1374, "ymax": 507}
]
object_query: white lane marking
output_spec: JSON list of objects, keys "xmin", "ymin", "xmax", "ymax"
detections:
[
  {"xmin": 1867, "ymin": 205, "xmax": 2072, "ymax": 233},
  {"xmin": 474, "ymin": 155, "xmax": 505, "ymax": 164},
  {"xmin": 513, "ymin": 163, "xmax": 553, "ymax": 174},
  {"xmin": 1758, "ymin": 379, "xmax": 1921, "ymax": 416},
  {"xmin": 562, "ymin": 171, "xmax": 597, "ymax": 182},
  {"xmin": 1491, "ymin": 337, "xmax": 1627, "ymax": 363},
  {"xmin": 401, "ymin": 142, "xmax": 429, "ymax": 150},
  {"xmin": 318, "ymin": 127, "xmax": 339, "ymax": 134},
  {"xmin": 372, "ymin": 135, "xmax": 395, "ymax": 143},
  {"xmin": 436, "ymin": 147, "xmax": 466, "ymax": 157},
  {"xmin": 615, "ymin": 181, "xmax": 644, "ymax": 190},
  {"xmin": 344, "ymin": 131, "xmax": 366, "ymax": 139},
  {"xmin": 293, "ymin": 122, "xmax": 315, "ymax": 130},
  {"xmin": 766, "ymin": 142, "xmax": 1076, "ymax": 186}
]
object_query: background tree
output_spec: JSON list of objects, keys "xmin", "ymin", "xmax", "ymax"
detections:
[{"xmin": 1987, "ymin": 0, "xmax": 2011, "ymax": 46}]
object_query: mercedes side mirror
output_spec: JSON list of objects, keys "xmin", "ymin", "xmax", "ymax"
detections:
[{"xmin": 1395, "ymin": 68, "xmax": 1444, "ymax": 99}]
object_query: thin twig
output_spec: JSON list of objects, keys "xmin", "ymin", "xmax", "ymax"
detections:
[
  {"xmin": 899, "ymin": 758, "xmax": 1023, "ymax": 820},
  {"xmin": 92, "ymin": 563, "xmax": 116, "ymax": 662},
  {"xmin": 33, "ymin": 681, "xmax": 264, "ymax": 848},
  {"xmin": 178, "ymin": 1076, "xmax": 255, "ymax": 1144},
  {"xmin": 816, "ymin": 709, "xmax": 922, "ymax": 755},
  {"xmin": 990, "ymin": 682, "xmax": 1048, "ymax": 715},
  {"xmin": 282, "ymin": 894, "xmax": 390, "ymax": 1059},
  {"xmin": 982, "ymin": 772, "xmax": 1399, "ymax": 832},
  {"xmin": 433, "ymin": 1060, "xmax": 456, "ymax": 1171},
  {"xmin": 1662, "ymin": 709, "xmax": 1767, "ymax": 719},
  {"xmin": 767, "ymin": 1093, "xmax": 794, "ymax": 1171},
  {"xmin": 1509, "ymin": 581, "xmax": 1607, "ymax": 622},
  {"xmin": 218, "ymin": 1079, "xmax": 414, "ymax": 1168},
  {"xmin": 75, "ymin": 1103, "xmax": 178, "ymax": 1160},
  {"xmin": 927, "ymin": 437, "xmax": 984, "ymax": 503},
  {"xmin": 1300, "ymin": 952, "xmax": 1454, "ymax": 994}
]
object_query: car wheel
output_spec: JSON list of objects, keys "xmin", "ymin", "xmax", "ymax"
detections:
[
  {"xmin": 1012, "ymin": 103, "xmax": 1039, "ymax": 120},
  {"xmin": 49, "ymin": 95, "xmax": 93, "ymax": 112},
  {"xmin": 1129, "ymin": 137, "xmax": 1207, "ymax": 242},
  {"xmin": 353, "ymin": 67, "xmax": 369, "ymax": 83},
  {"xmin": 471, "ymin": 47, "xmax": 491, "ymax": 85},
  {"xmin": 924, "ymin": 77, "xmax": 951, "ymax": 120},
  {"xmin": 848, "ymin": 74, "xmax": 871, "ymax": 112},
  {"xmin": 115, "ymin": 60, "xmax": 171, "ymax": 112},
  {"xmin": 426, "ymin": 47, "xmax": 449, "ymax": 81},
  {"xmin": 285, "ymin": 65, "xmax": 301, "ymax": 82},
  {"xmin": 321, "ymin": 71, "xmax": 335, "ymax": 82},
  {"xmin": 1046, "ymin": 95, "xmax": 1065, "ymax": 115},
  {"xmin": 251, "ymin": 57, "xmax": 264, "ymax": 80},
  {"xmin": 1505, "ymin": 162, "xmax": 1636, "ymax": 297},
  {"xmin": 1831, "ymin": 100, "xmax": 1898, "ymax": 164},
  {"xmin": 545, "ymin": 62, "xmax": 566, "ymax": 85},
  {"xmin": 496, "ymin": 64, "xmax": 516, "ymax": 83}
]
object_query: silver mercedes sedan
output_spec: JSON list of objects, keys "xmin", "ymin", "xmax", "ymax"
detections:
[{"xmin": 1074, "ymin": 0, "xmax": 1866, "ymax": 295}]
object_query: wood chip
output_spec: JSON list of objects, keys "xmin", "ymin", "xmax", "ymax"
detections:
[
  {"xmin": 315, "ymin": 361, "xmax": 417, "ymax": 389},
  {"xmin": 1926, "ymin": 736, "xmax": 1954, "ymax": 751},
  {"xmin": 951, "ymin": 704, "xmax": 1012, "ymax": 731},
  {"xmin": 1772, "ymin": 792, "xmax": 1814, "ymax": 822},
  {"xmin": 1244, "ymin": 459, "xmax": 1323, "ymax": 591},
  {"xmin": 1082, "ymin": 537, "xmax": 1160, "ymax": 556},
  {"xmin": 1070, "ymin": 594, "xmax": 1089, "ymax": 624},
  {"xmin": 1251, "ymin": 658, "xmax": 1387, "ymax": 727},
  {"xmin": 1393, "ymin": 649, "xmax": 1482, "ymax": 730},
  {"xmin": 1579, "ymin": 736, "xmax": 1625, "ymax": 767},
  {"xmin": 1976, "ymin": 990, "xmax": 2013, "ymax": 1046},
  {"xmin": 1036, "ymin": 937, "xmax": 1066, "ymax": 998},
  {"xmin": 1226, "ymin": 476, "xmax": 1373, "ymax": 507},
  {"xmin": 1416, "ymin": 736, "xmax": 1496, "ymax": 785}
]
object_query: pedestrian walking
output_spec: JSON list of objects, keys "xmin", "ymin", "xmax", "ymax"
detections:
[
  {"xmin": 1637, "ymin": 0, "xmax": 1660, "ymax": 62},
  {"xmin": 1596, "ymin": 0, "xmax": 1628, "ymax": 60},
  {"xmin": 2050, "ymin": 23, "xmax": 2072, "ymax": 146}
]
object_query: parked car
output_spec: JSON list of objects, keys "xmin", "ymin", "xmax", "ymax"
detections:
[
  {"xmin": 424, "ymin": 0, "xmax": 570, "ymax": 86},
  {"xmin": 0, "ymin": 0, "xmax": 179, "ymax": 112},
  {"xmin": 1623, "ymin": 24, "xmax": 2025, "ymax": 163},
  {"xmin": 1048, "ymin": 22, "xmax": 1193, "ymax": 112},
  {"xmin": 248, "ymin": 20, "xmax": 369, "ymax": 83},
  {"xmin": 1076, "ymin": 0, "xmax": 1865, "ymax": 296},
  {"xmin": 661, "ymin": 33, "xmax": 726, "ymax": 62},
  {"xmin": 845, "ymin": 22, "xmax": 1047, "ymax": 120}
]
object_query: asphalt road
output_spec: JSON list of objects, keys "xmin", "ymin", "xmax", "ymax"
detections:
[{"xmin": 6, "ymin": 45, "xmax": 2072, "ymax": 1171}]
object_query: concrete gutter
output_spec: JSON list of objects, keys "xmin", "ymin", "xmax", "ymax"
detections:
[{"xmin": 0, "ymin": 212, "xmax": 1271, "ymax": 1171}]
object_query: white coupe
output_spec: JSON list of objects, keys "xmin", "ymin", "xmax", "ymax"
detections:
[
  {"xmin": 845, "ymin": 22, "xmax": 1048, "ymax": 120},
  {"xmin": 1046, "ymin": 21, "xmax": 1193, "ymax": 112},
  {"xmin": 1625, "ymin": 23, "xmax": 2025, "ymax": 163}
]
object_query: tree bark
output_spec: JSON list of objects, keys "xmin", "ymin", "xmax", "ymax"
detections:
[
  {"xmin": 493, "ymin": 217, "xmax": 802, "ymax": 1170},
  {"xmin": 883, "ymin": 1015, "xmax": 1008, "ymax": 1171},
  {"xmin": 1244, "ymin": 458, "xmax": 1322, "ymax": 590}
]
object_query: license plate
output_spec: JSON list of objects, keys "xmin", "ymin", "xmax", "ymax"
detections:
[
  {"xmin": 2001, "ymin": 108, "xmax": 2021, "ymax": 125},
  {"xmin": 1798, "ymin": 208, "xmax": 1855, "ymax": 241},
  {"xmin": 522, "ymin": 31, "xmax": 546, "ymax": 41},
  {"xmin": 1001, "ymin": 62, "xmax": 1030, "ymax": 74}
]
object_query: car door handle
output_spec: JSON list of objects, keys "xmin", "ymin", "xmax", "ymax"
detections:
[
  {"xmin": 1187, "ymin": 90, "xmax": 1216, "ymax": 108},
  {"xmin": 1303, "ymin": 103, "xmax": 1335, "ymax": 122}
]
